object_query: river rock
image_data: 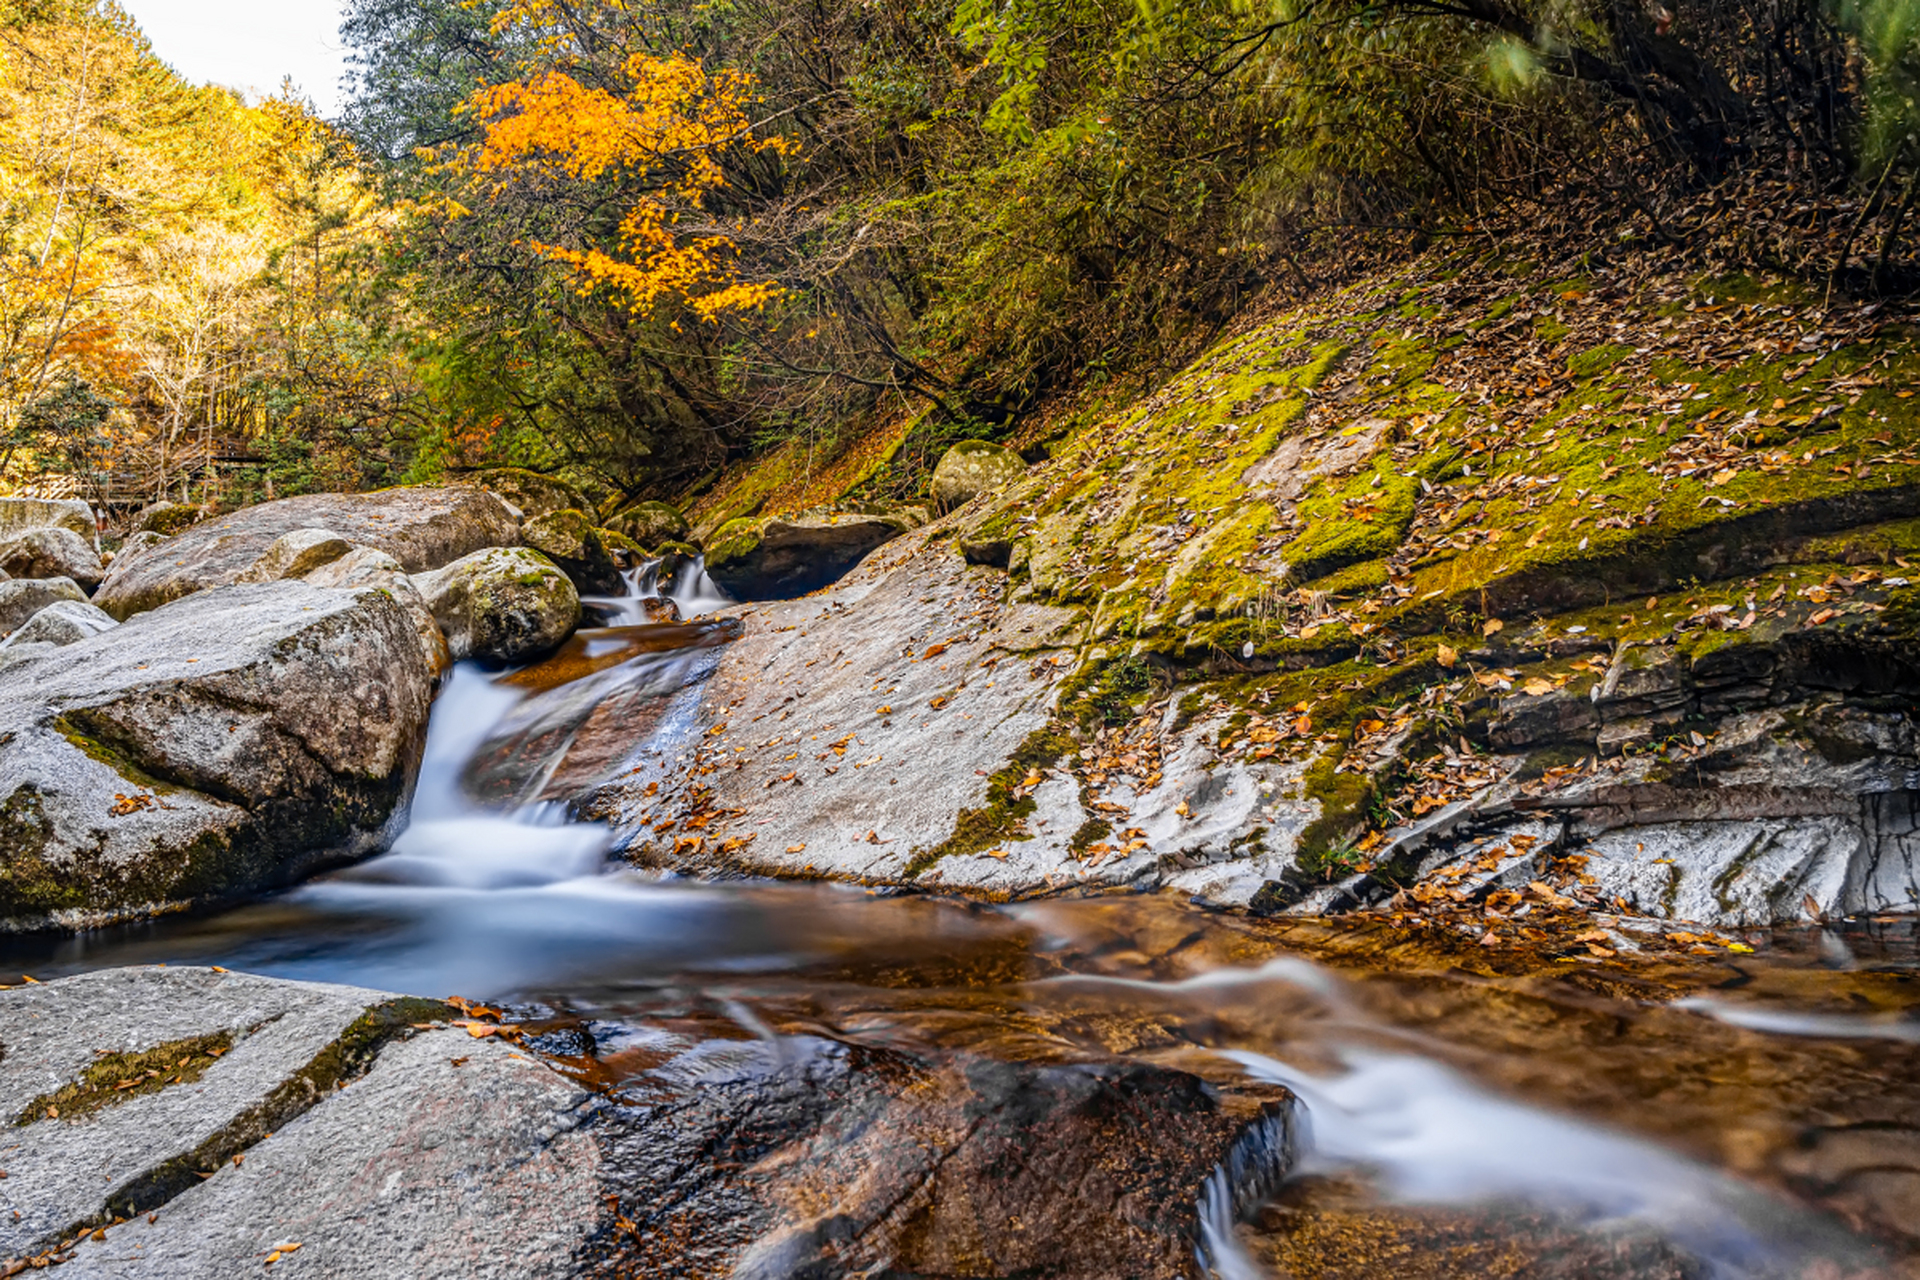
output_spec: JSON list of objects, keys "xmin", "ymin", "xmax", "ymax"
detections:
[
  {"xmin": 0, "ymin": 581, "xmax": 432, "ymax": 931},
  {"xmin": 931, "ymin": 439, "xmax": 1025, "ymax": 513},
  {"xmin": 0, "ymin": 497, "xmax": 95, "ymax": 542},
  {"xmin": 232, "ymin": 527, "xmax": 354, "ymax": 584},
  {"xmin": 604, "ymin": 499, "xmax": 689, "ymax": 550},
  {"xmin": 93, "ymin": 485, "xmax": 520, "ymax": 621},
  {"xmin": 0, "ymin": 599, "xmax": 117, "ymax": 650},
  {"xmin": 520, "ymin": 509, "xmax": 623, "ymax": 595},
  {"xmin": 2, "ymin": 967, "xmax": 601, "ymax": 1278},
  {"xmin": 466, "ymin": 467, "xmax": 589, "ymax": 520},
  {"xmin": 414, "ymin": 547, "xmax": 579, "ymax": 664},
  {"xmin": 705, "ymin": 510, "xmax": 917, "ymax": 601},
  {"xmin": 301, "ymin": 546, "xmax": 452, "ymax": 680},
  {"xmin": 127, "ymin": 501, "xmax": 201, "ymax": 537},
  {"xmin": 0, "ymin": 577, "xmax": 86, "ymax": 636},
  {"xmin": 0, "ymin": 527, "xmax": 103, "ymax": 590}
]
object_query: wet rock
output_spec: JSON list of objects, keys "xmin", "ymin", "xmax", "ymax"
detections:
[
  {"xmin": 0, "ymin": 527, "xmax": 103, "ymax": 590},
  {"xmin": 604, "ymin": 499, "xmax": 690, "ymax": 550},
  {"xmin": 931, "ymin": 439, "xmax": 1025, "ymax": 513},
  {"xmin": 0, "ymin": 577, "xmax": 86, "ymax": 636},
  {"xmin": 577, "ymin": 1027, "xmax": 1293, "ymax": 1280},
  {"xmin": 0, "ymin": 581, "xmax": 432, "ymax": 931},
  {"xmin": 414, "ymin": 546, "xmax": 579, "ymax": 664},
  {"xmin": 466, "ymin": 466, "xmax": 589, "ymax": 520},
  {"xmin": 521, "ymin": 509, "xmax": 623, "ymax": 596},
  {"xmin": 0, "ymin": 599, "xmax": 117, "ymax": 650},
  {"xmin": 93, "ymin": 485, "xmax": 520, "ymax": 621},
  {"xmin": 301, "ymin": 546, "xmax": 451, "ymax": 680},
  {"xmin": 467, "ymin": 618, "xmax": 743, "ymax": 807},
  {"xmin": 705, "ymin": 510, "xmax": 917, "ymax": 601},
  {"xmin": 2, "ymin": 967, "xmax": 600, "ymax": 1279},
  {"xmin": 127, "ymin": 501, "xmax": 200, "ymax": 538}
]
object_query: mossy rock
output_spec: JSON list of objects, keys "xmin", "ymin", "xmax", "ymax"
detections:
[
  {"xmin": 129, "ymin": 501, "xmax": 201, "ymax": 538},
  {"xmin": 467, "ymin": 467, "xmax": 589, "ymax": 520},
  {"xmin": 605, "ymin": 500, "xmax": 691, "ymax": 550},
  {"xmin": 521, "ymin": 509, "xmax": 623, "ymax": 595},
  {"xmin": 931, "ymin": 440, "xmax": 1026, "ymax": 513}
]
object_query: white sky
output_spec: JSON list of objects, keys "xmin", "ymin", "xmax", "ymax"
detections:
[{"xmin": 118, "ymin": 0, "xmax": 350, "ymax": 117}]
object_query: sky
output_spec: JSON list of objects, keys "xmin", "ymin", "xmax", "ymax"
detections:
[{"xmin": 118, "ymin": 0, "xmax": 351, "ymax": 117}]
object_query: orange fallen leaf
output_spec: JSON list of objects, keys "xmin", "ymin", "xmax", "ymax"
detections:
[
  {"xmin": 786, "ymin": 843, "xmax": 807, "ymax": 853},
  {"xmin": 1482, "ymin": 618, "xmax": 1504, "ymax": 636}
]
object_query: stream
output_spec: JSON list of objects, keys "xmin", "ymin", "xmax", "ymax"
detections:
[{"xmin": 5, "ymin": 563, "xmax": 1918, "ymax": 1278}]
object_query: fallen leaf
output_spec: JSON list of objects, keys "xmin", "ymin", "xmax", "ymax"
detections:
[
  {"xmin": 981, "ymin": 848, "xmax": 1010, "ymax": 860},
  {"xmin": 1482, "ymin": 618, "xmax": 1504, "ymax": 636},
  {"xmin": 785, "ymin": 843, "xmax": 807, "ymax": 854},
  {"xmin": 1174, "ymin": 800, "xmax": 1191, "ymax": 817},
  {"xmin": 1436, "ymin": 643, "xmax": 1457, "ymax": 667},
  {"xmin": 1522, "ymin": 677, "xmax": 1554, "ymax": 697}
]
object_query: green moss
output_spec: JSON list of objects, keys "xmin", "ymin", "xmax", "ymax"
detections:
[
  {"xmin": 15, "ymin": 1032, "xmax": 232, "ymax": 1126},
  {"xmin": 1567, "ymin": 342, "xmax": 1634, "ymax": 377},
  {"xmin": 906, "ymin": 723, "xmax": 1076, "ymax": 875}
]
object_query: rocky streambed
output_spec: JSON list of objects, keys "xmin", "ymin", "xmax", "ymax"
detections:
[{"xmin": 5, "ymin": 252, "xmax": 1920, "ymax": 1275}]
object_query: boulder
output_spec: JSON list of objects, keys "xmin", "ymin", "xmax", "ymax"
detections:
[
  {"xmin": 605, "ymin": 499, "xmax": 690, "ymax": 550},
  {"xmin": 128, "ymin": 500, "xmax": 201, "ymax": 537},
  {"xmin": 93, "ymin": 485, "xmax": 520, "ymax": 621},
  {"xmin": 3, "ymin": 968, "xmax": 600, "ymax": 1278},
  {"xmin": 0, "ymin": 577, "xmax": 87, "ymax": 636},
  {"xmin": 0, "ymin": 496, "xmax": 95, "ymax": 543},
  {"xmin": 0, "ymin": 581, "xmax": 432, "ymax": 930},
  {"xmin": 705, "ymin": 510, "xmax": 917, "ymax": 601},
  {"xmin": 0, "ymin": 527, "xmax": 103, "ymax": 589},
  {"xmin": 301, "ymin": 546, "xmax": 452, "ymax": 680},
  {"xmin": 931, "ymin": 440, "xmax": 1025, "ymax": 513},
  {"xmin": 0, "ymin": 599, "xmax": 117, "ymax": 650},
  {"xmin": 111, "ymin": 531, "xmax": 167, "ymax": 565},
  {"xmin": 232, "ymin": 527, "xmax": 354, "ymax": 584},
  {"xmin": 466, "ymin": 467, "xmax": 588, "ymax": 520},
  {"xmin": 520, "ymin": 509, "xmax": 623, "ymax": 595},
  {"xmin": 413, "ymin": 547, "xmax": 579, "ymax": 664}
]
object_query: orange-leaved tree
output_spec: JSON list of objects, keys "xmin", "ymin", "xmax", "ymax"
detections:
[{"xmin": 462, "ymin": 4, "xmax": 790, "ymax": 323}]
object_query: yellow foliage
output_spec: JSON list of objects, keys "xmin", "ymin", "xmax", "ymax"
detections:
[{"xmin": 461, "ymin": 32, "xmax": 789, "ymax": 321}]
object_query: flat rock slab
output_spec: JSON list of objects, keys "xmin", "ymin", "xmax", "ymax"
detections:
[
  {"xmin": 582, "ymin": 529, "xmax": 1098, "ymax": 894},
  {"xmin": 94, "ymin": 486, "xmax": 519, "ymax": 620},
  {"xmin": 1, "ymin": 968, "xmax": 601, "ymax": 1279}
]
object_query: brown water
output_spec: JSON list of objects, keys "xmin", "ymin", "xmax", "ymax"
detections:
[{"xmin": 8, "ymin": 603, "xmax": 1919, "ymax": 1278}]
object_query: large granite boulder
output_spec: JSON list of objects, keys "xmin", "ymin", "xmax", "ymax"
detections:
[
  {"xmin": 0, "ymin": 577, "xmax": 86, "ymax": 636},
  {"xmin": 0, "ymin": 496, "xmax": 95, "ymax": 542},
  {"xmin": 1, "ymin": 967, "xmax": 600, "ymax": 1278},
  {"xmin": 301, "ymin": 546, "xmax": 451, "ymax": 680},
  {"xmin": 520, "ymin": 508, "xmax": 623, "ymax": 595},
  {"xmin": 0, "ymin": 581, "xmax": 432, "ymax": 931},
  {"xmin": 93, "ymin": 486, "xmax": 520, "ymax": 621},
  {"xmin": 604, "ymin": 499, "xmax": 690, "ymax": 550},
  {"xmin": 931, "ymin": 439, "xmax": 1025, "ymax": 513},
  {"xmin": 705, "ymin": 510, "xmax": 917, "ymax": 601},
  {"xmin": 231, "ymin": 527, "xmax": 354, "ymax": 585},
  {"xmin": 466, "ymin": 467, "xmax": 588, "ymax": 520},
  {"xmin": 414, "ymin": 547, "xmax": 579, "ymax": 664},
  {"xmin": 0, "ymin": 527, "xmax": 102, "ymax": 590}
]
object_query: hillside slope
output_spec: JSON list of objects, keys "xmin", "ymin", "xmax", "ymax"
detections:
[{"xmin": 587, "ymin": 250, "xmax": 1920, "ymax": 954}]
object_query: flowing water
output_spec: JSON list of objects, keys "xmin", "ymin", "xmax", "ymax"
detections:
[{"xmin": 6, "ymin": 562, "xmax": 1919, "ymax": 1278}]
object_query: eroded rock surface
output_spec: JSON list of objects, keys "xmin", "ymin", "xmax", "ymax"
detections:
[
  {"xmin": 0, "ymin": 599, "xmax": 116, "ymax": 649},
  {"xmin": 93, "ymin": 486, "xmax": 519, "ymax": 620},
  {"xmin": 0, "ymin": 968, "xmax": 601, "ymax": 1279},
  {"xmin": 0, "ymin": 582, "xmax": 432, "ymax": 930}
]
